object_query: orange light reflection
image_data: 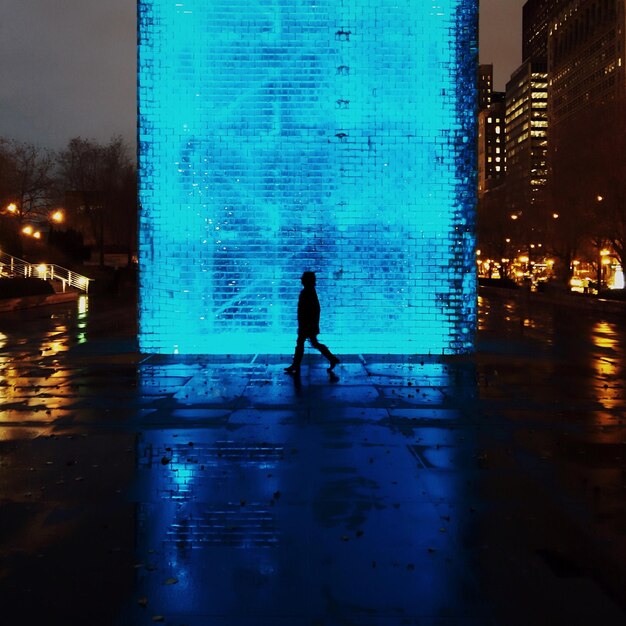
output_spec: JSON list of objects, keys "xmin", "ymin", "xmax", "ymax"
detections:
[{"xmin": 591, "ymin": 322, "xmax": 620, "ymax": 412}]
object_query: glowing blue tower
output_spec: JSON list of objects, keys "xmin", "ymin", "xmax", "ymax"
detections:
[{"xmin": 138, "ymin": 0, "xmax": 478, "ymax": 355}]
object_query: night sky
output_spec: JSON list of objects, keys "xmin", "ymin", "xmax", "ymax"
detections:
[{"xmin": 0, "ymin": 0, "xmax": 525, "ymax": 150}]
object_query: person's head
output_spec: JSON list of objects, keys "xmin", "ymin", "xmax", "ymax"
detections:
[{"xmin": 301, "ymin": 271, "xmax": 316, "ymax": 288}]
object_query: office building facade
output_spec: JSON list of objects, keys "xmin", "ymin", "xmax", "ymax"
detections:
[
  {"xmin": 549, "ymin": 0, "xmax": 626, "ymax": 126},
  {"xmin": 505, "ymin": 61, "xmax": 549, "ymax": 234},
  {"xmin": 478, "ymin": 93, "xmax": 506, "ymax": 198},
  {"xmin": 478, "ymin": 64, "xmax": 495, "ymax": 111},
  {"xmin": 523, "ymin": 0, "xmax": 569, "ymax": 62}
]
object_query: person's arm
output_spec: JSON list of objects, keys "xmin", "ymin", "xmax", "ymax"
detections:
[
  {"xmin": 297, "ymin": 290, "xmax": 304, "ymax": 326},
  {"xmin": 313, "ymin": 291, "xmax": 321, "ymax": 332}
]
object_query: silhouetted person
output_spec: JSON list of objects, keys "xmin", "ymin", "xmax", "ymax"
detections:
[{"xmin": 285, "ymin": 271, "xmax": 339, "ymax": 376}]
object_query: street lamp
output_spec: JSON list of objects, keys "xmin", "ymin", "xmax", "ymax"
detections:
[
  {"xmin": 599, "ymin": 249, "xmax": 613, "ymax": 291},
  {"xmin": 20, "ymin": 225, "xmax": 42, "ymax": 240},
  {"xmin": 6, "ymin": 203, "xmax": 17, "ymax": 214},
  {"xmin": 51, "ymin": 210, "xmax": 64, "ymax": 224}
]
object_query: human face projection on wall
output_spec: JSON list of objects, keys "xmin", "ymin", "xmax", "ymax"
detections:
[{"xmin": 138, "ymin": 0, "xmax": 478, "ymax": 355}]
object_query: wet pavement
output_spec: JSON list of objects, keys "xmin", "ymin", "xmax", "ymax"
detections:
[{"xmin": 0, "ymin": 291, "xmax": 625, "ymax": 626}]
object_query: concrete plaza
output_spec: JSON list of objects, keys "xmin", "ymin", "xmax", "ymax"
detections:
[{"xmin": 0, "ymin": 291, "xmax": 625, "ymax": 625}]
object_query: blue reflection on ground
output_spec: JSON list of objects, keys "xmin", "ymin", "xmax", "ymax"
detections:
[{"xmin": 117, "ymin": 356, "xmax": 481, "ymax": 624}]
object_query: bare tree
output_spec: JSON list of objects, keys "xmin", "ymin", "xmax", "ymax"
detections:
[
  {"xmin": 58, "ymin": 136, "xmax": 134, "ymax": 267},
  {"xmin": 0, "ymin": 139, "xmax": 56, "ymax": 225},
  {"xmin": 594, "ymin": 97, "xmax": 626, "ymax": 273},
  {"xmin": 477, "ymin": 185, "xmax": 511, "ymax": 276},
  {"xmin": 0, "ymin": 141, "xmax": 11, "ymax": 200},
  {"xmin": 108, "ymin": 162, "xmax": 138, "ymax": 265},
  {"xmin": 549, "ymin": 95, "xmax": 626, "ymax": 284}
]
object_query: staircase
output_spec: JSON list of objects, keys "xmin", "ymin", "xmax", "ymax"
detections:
[{"xmin": 0, "ymin": 250, "xmax": 92, "ymax": 293}]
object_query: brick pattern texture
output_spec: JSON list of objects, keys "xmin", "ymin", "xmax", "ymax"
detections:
[{"xmin": 138, "ymin": 0, "xmax": 478, "ymax": 354}]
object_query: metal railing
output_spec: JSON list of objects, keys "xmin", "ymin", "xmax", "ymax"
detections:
[{"xmin": 0, "ymin": 250, "xmax": 92, "ymax": 293}]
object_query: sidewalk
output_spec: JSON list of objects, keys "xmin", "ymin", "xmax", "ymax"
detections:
[{"xmin": 0, "ymin": 293, "xmax": 625, "ymax": 625}]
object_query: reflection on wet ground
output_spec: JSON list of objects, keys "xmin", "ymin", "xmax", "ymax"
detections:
[{"xmin": 0, "ymin": 291, "xmax": 625, "ymax": 625}]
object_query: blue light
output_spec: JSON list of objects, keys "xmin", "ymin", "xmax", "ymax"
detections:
[{"xmin": 138, "ymin": 0, "xmax": 478, "ymax": 354}]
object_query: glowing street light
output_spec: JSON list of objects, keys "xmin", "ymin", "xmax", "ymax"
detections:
[
  {"xmin": 601, "ymin": 249, "xmax": 612, "ymax": 268},
  {"xmin": 6, "ymin": 203, "xmax": 17, "ymax": 213},
  {"xmin": 552, "ymin": 213, "xmax": 559, "ymax": 219},
  {"xmin": 51, "ymin": 210, "xmax": 64, "ymax": 223},
  {"xmin": 20, "ymin": 225, "xmax": 42, "ymax": 239}
]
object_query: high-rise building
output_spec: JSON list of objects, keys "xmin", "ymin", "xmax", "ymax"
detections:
[
  {"xmin": 548, "ymin": 0, "xmax": 626, "ymax": 126},
  {"xmin": 547, "ymin": 0, "xmax": 626, "ymax": 275},
  {"xmin": 478, "ymin": 64, "xmax": 494, "ymax": 111},
  {"xmin": 478, "ymin": 93, "xmax": 506, "ymax": 198},
  {"xmin": 505, "ymin": 61, "xmax": 549, "ymax": 237},
  {"xmin": 499, "ymin": 1, "xmax": 564, "ymax": 252},
  {"xmin": 523, "ymin": 0, "xmax": 569, "ymax": 62},
  {"xmin": 477, "ymin": 64, "xmax": 505, "ymax": 196}
]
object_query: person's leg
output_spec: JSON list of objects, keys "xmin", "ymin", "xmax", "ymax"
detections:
[
  {"xmin": 285, "ymin": 333, "xmax": 306, "ymax": 374},
  {"xmin": 309, "ymin": 335, "xmax": 340, "ymax": 370},
  {"xmin": 293, "ymin": 333, "xmax": 306, "ymax": 367}
]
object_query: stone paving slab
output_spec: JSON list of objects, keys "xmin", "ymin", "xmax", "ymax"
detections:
[{"xmin": 0, "ymin": 294, "xmax": 626, "ymax": 625}]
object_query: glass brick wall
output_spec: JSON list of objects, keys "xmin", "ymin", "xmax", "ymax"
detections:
[{"xmin": 138, "ymin": 0, "xmax": 478, "ymax": 355}]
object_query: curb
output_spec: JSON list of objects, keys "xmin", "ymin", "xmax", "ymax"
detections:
[{"xmin": 480, "ymin": 285, "xmax": 626, "ymax": 314}]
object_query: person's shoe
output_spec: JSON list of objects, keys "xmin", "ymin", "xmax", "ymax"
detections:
[
  {"xmin": 327, "ymin": 356, "xmax": 340, "ymax": 372},
  {"xmin": 284, "ymin": 365, "xmax": 300, "ymax": 376}
]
